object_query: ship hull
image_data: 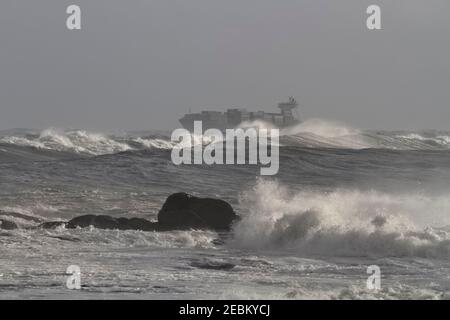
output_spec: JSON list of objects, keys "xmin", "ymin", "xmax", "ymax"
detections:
[
  {"xmin": 179, "ymin": 97, "xmax": 301, "ymax": 132},
  {"xmin": 179, "ymin": 118, "xmax": 301, "ymax": 131}
]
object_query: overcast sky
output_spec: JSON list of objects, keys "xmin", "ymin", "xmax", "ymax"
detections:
[{"xmin": 0, "ymin": 0, "xmax": 449, "ymax": 131}]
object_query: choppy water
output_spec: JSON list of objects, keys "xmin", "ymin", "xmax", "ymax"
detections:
[{"xmin": 1, "ymin": 120, "xmax": 450, "ymax": 299}]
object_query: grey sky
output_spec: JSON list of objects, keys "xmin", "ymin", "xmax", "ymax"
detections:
[{"xmin": 0, "ymin": 0, "xmax": 449, "ymax": 131}]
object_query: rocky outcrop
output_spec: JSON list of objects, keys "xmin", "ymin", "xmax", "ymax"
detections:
[
  {"xmin": 41, "ymin": 193, "xmax": 239, "ymax": 232},
  {"xmin": 66, "ymin": 215, "xmax": 159, "ymax": 231},
  {"xmin": 39, "ymin": 221, "xmax": 67, "ymax": 229},
  {"xmin": 157, "ymin": 193, "xmax": 238, "ymax": 231}
]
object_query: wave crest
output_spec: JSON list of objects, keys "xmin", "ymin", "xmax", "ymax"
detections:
[
  {"xmin": 2, "ymin": 124, "xmax": 450, "ymax": 156},
  {"xmin": 231, "ymin": 180, "xmax": 450, "ymax": 258},
  {"xmin": 1, "ymin": 129, "xmax": 132, "ymax": 155},
  {"xmin": 0, "ymin": 129, "xmax": 177, "ymax": 155}
]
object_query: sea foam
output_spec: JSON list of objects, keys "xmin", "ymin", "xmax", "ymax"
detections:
[{"xmin": 231, "ymin": 180, "xmax": 450, "ymax": 258}]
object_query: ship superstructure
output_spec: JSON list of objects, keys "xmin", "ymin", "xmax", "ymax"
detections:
[{"xmin": 179, "ymin": 97, "xmax": 300, "ymax": 131}]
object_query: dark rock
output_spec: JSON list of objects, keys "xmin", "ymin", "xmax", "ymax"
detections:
[
  {"xmin": 116, "ymin": 217, "xmax": 159, "ymax": 231},
  {"xmin": 39, "ymin": 221, "xmax": 67, "ymax": 229},
  {"xmin": 67, "ymin": 214, "xmax": 159, "ymax": 231},
  {"xmin": 158, "ymin": 193, "xmax": 238, "ymax": 231},
  {"xmin": 57, "ymin": 193, "xmax": 238, "ymax": 232},
  {"xmin": 0, "ymin": 219, "xmax": 18, "ymax": 230},
  {"xmin": 191, "ymin": 259, "xmax": 236, "ymax": 271},
  {"xmin": 67, "ymin": 215, "xmax": 119, "ymax": 229}
]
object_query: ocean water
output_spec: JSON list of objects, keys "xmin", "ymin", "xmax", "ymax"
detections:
[{"xmin": 1, "ymin": 120, "xmax": 450, "ymax": 299}]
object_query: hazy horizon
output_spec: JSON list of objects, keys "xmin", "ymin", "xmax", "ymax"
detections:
[{"xmin": 1, "ymin": 0, "xmax": 449, "ymax": 131}]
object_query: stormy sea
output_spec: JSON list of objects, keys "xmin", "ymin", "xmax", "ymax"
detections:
[{"xmin": 1, "ymin": 119, "xmax": 450, "ymax": 299}]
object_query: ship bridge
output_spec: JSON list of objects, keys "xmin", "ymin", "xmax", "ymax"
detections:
[{"xmin": 277, "ymin": 97, "xmax": 299, "ymax": 125}]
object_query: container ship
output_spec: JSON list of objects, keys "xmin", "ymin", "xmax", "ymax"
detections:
[{"xmin": 179, "ymin": 97, "xmax": 301, "ymax": 131}]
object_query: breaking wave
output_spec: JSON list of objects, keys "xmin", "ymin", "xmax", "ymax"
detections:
[
  {"xmin": 282, "ymin": 118, "xmax": 360, "ymax": 138},
  {"xmin": 280, "ymin": 119, "xmax": 450, "ymax": 150},
  {"xmin": 131, "ymin": 137, "xmax": 175, "ymax": 150},
  {"xmin": 2, "ymin": 122, "xmax": 450, "ymax": 158},
  {"xmin": 235, "ymin": 118, "xmax": 450, "ymax": 150},
  {"xmin": 231, "ymin": 180, "xmax": 450, "ymax": 258},
  {"xmin": 0, "ymin": 128, "xmax": 176, "ymax": 156},
  {"xmin": 0, "ymin": 129, "xmax": 132, "ymax": 155}
]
